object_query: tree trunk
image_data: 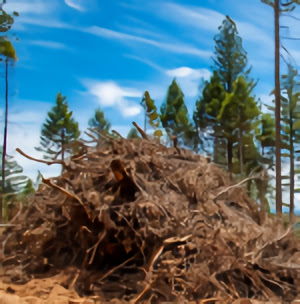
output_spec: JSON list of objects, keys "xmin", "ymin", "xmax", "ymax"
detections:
[
  {"xmin": 213, "ymin": 136, "xmax": 219, "ymax": 164},
  {"xmin": 274, "ymin": 0, "xmax": 282, "ymax": 215},
  {"xmin": 239, "ymin": 128, "xmax": 243, "ymax": 175},
  {"xmin": 61, "ymin": 129, "xmax": 65, "ymax": 163},
  {"xmin": 1, "ymin": 59, "xmax": 9, "ymax": 223},
  {"xmin": 227, "ymin": 139, "xmax": 233, "ymax": 179},
  {"xmin": 290, "ymin": 122, "xmax": 295, "ymax": 223}
]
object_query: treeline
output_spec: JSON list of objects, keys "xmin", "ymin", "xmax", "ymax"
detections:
[{"xmin": 2, "ymin": 2, "xmax": 300, "ymax": 222}]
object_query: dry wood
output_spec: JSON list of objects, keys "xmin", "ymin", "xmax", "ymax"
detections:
[{"xmin": 3, "ymin": 135, "xmax": 300, "ymax": 303}]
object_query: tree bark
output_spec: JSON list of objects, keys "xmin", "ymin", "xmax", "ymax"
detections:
[
  {"xmin": 227, "ymin": 139, "xmax": 233, "ymax": 179},
  {"xmin": 274, "ymin": 0, "xmax": 282, "ymax": 215},
  {"xmin": 290, "ymin": 121, "xmax": 294, "ymax": 223},
  {"xmin": 61, "ymin": 128, "xmax": 65, "ymax": 162},
  {"xmin": 1, "ymin": 59, "xmax": 9, "ymax": 223}
]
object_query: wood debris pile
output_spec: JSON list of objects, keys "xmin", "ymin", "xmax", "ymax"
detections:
[{"xmin": 2, "ymin": 130, "xmax": 300, "ymax": 303}]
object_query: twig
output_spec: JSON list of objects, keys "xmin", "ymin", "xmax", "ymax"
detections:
[
  {"xmin": 214, "ymin": 174, "xmax": 262, "ymax": 201},
  {"xmin": 87, "ymin": 230, "xmax": 106, "ymax": 265},
  {"xmin": 98, "ymin": 254, "xmax": 136, "ymax": 282},
  {"xmin": 132, "ymin": 282, "xmax": 152, "ymax": 303},
  {"xmin": 41, "ymin": 175, "xmax": 90, "ymax": 217},
  {"xmin": 132, "ymin": 121, "xmax": 148, "ymax": 140}
]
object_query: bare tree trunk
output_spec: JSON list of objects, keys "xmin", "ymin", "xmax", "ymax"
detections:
[
  {"xmin": 274, "ymin": 0, "xmax": 282, "ymax": 215},
  {"xmin": 290, "ymin": 121, "xmax": 294, "ymax": 223},
  {"xmin": 61, "ymin": 128, "xmax": 65, "ymax": 162},
  {"xmin": 227, "ymin": 139, "xmax": 233, "ymax": 179},
  {"xmin": 1, "ymin": 59, "xmax": 9, "ymax": 223},
  {"xmin": 239, "ymin": 128, "xmax": 243, "ymax": 175}
]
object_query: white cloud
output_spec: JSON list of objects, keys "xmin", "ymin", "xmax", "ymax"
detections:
[
  {"xmin": 84, "ymin": 80, "xmax": 143, "ymax": 117},
  {"xmin": 64, "ymin": 0, "xmax": 85, "ymax": 12},
  {"xmin": 166, "ymin": 67, "xmax": 211, "ymax": 79},
  {"xmin": 166, "ymin": 67, "xmax": 211, "ymax": 97},
  {"xmin": 28, "ymin": 40, "xmax": 67, "ymax": 49},
  {"xmin": 84, "ymin": 26, "xmax": 212, "ymax": 58}
]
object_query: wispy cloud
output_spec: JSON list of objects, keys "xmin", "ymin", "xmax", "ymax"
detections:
[
  {"xmin": 5, "ymin": 0, "xmax": 52, "ymax": 14},
  {"xmin": 65, "ymin": 0, "xmax": 85, "ymax": 12},
  {"xmin": 159, "ymin": 3, "xmax": 223, "ymax": 33},
  {"xmin": 158, "ymin": 3, "xmax": 273, "ymax": 55},
  {"xmin": 84, "ymin": 26, "xmax": 212, "ymax": 58},
  {"xmin": 28, "ymin": 40, "xmax": 67, "ymax": 49},
  {"xmin": 83, "ymin": 80, "xmax": 143, "ymax": 117},
  {"xmin": 17, "ymin": 16, "xmax": 74, "ymax": 30},
  {"xmin": 124, "ymin": 54, "xmax": 164, "ymax": 71}
]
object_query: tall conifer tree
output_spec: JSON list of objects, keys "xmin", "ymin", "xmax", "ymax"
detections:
[
  {"xmin": 160, "ymin": 79, "xmax": 194, "ymax": 146},
  {"xmin": 36, "ymin": 93, "xmax": 80, "ymax": 161}
]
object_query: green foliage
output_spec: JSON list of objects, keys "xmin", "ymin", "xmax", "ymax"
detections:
[
  {"xmin": 160, "ymin": 79, "xmax": 195, "ymax": 146},
  {"xmin": 280, "ymin": 64, "xmax": 300, "ymax": 219},
  {"xmin": 141, "ymin": 91, "xmax": 162, "ymax": 139},
  {"xmin": 36, "ymin": 93, "xmax": 80, "ymax": 160},
  {"xmin": 193, "ymin": 71, "xmax": 227, "ymax": 160},
  {"xmin": 0, "ymin": 9, "xmax": 17, "ymax": 60},
  {"xmin": 213, "ymin": 15, "xmax": 249, "ymax": 93},
  {"xmin": 217, "ymin": 76, "xmax": 260, "ymax": 174},
  {"xmin": 257, "ymin": 113, "xmax": 276, "ymax": 156},
  {"xmin": 88, "ymin": 108, "xmax": 111, "ymax": 134},
  {"xmin": 0, "ymin": 148, "xmax": 34, "ymax": 220},
  {"xmin": 127, "ymin": 128, "xmax": 141, "ymax": 139}
]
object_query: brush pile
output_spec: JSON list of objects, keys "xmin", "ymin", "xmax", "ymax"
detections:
[{"xmin": 2, "ymin": 129, "xmax": 300, "ymax": 303}]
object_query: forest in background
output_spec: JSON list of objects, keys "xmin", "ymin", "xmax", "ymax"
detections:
[{"xmin": 2, "ymin": 0, "xmax": 300, "ymax": 224}]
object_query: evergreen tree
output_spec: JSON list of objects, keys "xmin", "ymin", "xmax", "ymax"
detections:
[
  {"xmin": 218, "ymin": 76, "xmax": 260, "ymax": 174},
  {"xmin": 257, "ymin": 113, "xmax": 276, "ymax": 159},
  {"xmin": 0, "ymin": 7, "xmax": 18, "ymax": 222},
  {"xmin": 193, "ymin": 71, "xmax": 227, "ymax": 161},
  {"xmin": 0, "ymin": 148, "xmax": 34, "ymax": 221},
  {"xmin": 280, "ymin": 64, "xmax": 300, "ymax": 222},
  {"xmin": 212, "ymin": 16, "xmax": 256, "ymax": 175},
  {"xmin": 160, "ymin": 79, "xmax": 194, "ymax": 146},
  {"xmin": 88, "ymin": 107, "xmax": 111, "ymax": 137},
  {"xmin": 213, "ymin": 15, "xmax": 249, "ymax": 93},
  {"xmin": 141, "ymin": 91, "xmax": 163, "ymax": 139},
  {"xmin": 36, "ymin": 93, "xmax": 80, "ymax": 161},
  {"xmin": 127, "ymin": 128, "xmax": 141, "ymax": 139}
]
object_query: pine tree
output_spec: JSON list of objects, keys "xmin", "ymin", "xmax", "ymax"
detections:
[
  {"xmin": 280, "ymin": 64, "xmax": 300, "ymax": 222},
  {"xmin": 0, "ymin": 7, "xmax": 18, "ymax": 222},
  {"xmin": 36, "ymin": 93, "xmax": 80, "ymax": 161},
  {"xmin": 127, "ymin": 128, "xmax": 141, "ymax": 139},
  {"xmin": 0, "ymin": 148, "xmax": 34, "ymax": 221},
  {"xmin": 213, "ymin": 15, "xmax": 249, "ymax": 93},
  {"xmin": 216, "ymin": 76, "xmax": 260, "ymax": 175},
  {"xmin": 160, "ymin": 79, "xmax": 194, "ymax": 147},
  {"xmin": 193, "ymin": 71, "xmax": 227, "ymax": 160},
  {"xmin": 88, "ymin": 107, "xmax": 111, "ymax": 138},
  {"xmin": 212, "ymin": 16, "xmax": 256, "ymax": 175},
  {"xmin": 141, "ymin": 91, "xmax": 163, "ymax": 139}
]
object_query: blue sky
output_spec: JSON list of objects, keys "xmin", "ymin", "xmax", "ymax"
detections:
[{"xmin": 1, "ymin": 0, "xmax": 300, "ymax": 197}]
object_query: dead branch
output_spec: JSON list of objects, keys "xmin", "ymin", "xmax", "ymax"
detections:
[
  {"xmin": 16, "ymin": 148, "xmax": 64, "ymax": 166},
  {"xmin": 132, "ymin": 121, "xmax": 148, "ymax": 140}
]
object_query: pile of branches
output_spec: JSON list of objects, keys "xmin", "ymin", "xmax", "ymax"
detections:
[{"xmin": 3, "ymin": 125, "xmax": 300, "ymax": 303}]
